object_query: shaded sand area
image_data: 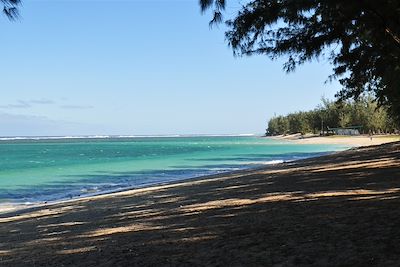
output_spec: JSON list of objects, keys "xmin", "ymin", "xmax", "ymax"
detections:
[{"xmin": 1, "ymin": 142, "xmax": 400, "ymax": 266}]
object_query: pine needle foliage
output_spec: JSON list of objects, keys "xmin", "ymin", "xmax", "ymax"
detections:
[{"xmin": 200, "ymin": 0, "xmax": 400, "ymax": 121}]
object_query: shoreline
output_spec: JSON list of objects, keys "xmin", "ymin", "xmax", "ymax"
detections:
[
  {"xmin": 0, "ymin": 165, "xmax": 266, "ymax": 216},
  {"xmin": 0, "ymin": 137, "xmax": 346, "ymax": 216},
  {"xmin": 267, "ymin": 133, "xmax": 400, "ymax": 146},
  {"xmin": 1, "ymin": 141, "xmax": 399, "ymax": 266},
  {"xmin": 1, "ymin": 135, "xmax": 397, "ymax": 216},
  {"xmin": 0, "ymin": 152, "xmax": 325, "ymax": 217}
]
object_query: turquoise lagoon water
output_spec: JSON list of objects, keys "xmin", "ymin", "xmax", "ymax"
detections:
[{"xmin": 0, "ymin": 136, "xmax": 348, "ymax": 204}]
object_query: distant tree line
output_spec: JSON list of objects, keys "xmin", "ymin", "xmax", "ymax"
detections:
[{"xmin": 266, "ymin": 95, "xmax": 399, "ymax": 136}]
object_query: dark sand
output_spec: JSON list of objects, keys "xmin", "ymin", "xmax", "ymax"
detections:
[{"xmin": 1, "ymin": 142, "xmax": 400, "ymax": 266}]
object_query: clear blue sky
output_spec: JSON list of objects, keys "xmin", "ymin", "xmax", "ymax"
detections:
[{"xmin": 0, "ymin": 0, "xmax": 340, "ymax": 136}]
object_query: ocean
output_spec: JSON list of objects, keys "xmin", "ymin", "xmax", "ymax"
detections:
[{"xmin": 0, "ymin": 135, "xmax": 348, "ymax": 205}]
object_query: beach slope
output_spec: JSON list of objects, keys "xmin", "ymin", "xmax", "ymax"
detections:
[{"xmin": 1, "ymin": 142, "xmax": 400, "ymax": 266}]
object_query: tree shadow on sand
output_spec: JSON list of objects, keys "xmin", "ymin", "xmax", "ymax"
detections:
[{"xmin": 1, "ymin": 142, "xmax": 400, "ymax": 266}]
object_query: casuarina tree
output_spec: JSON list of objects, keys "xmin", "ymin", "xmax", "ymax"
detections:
[
  {"xmin": 200, "ymin": 0, "xmax": 400, "ymax": 120},
  {"xmin": 2, "ymin": 0, "xmax": 20, "ymax": 20}
]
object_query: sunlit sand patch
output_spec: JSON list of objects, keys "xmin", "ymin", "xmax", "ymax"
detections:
[
  {"xmin": 307, "ymin": 159, "xmax": 398, "ymax": 173},
  {"xmin": 179, "ymin": 235, "xmax": 217, "ymax": 242},
  {"xmin": 180, "ymin": 188, "xmax": 400, "ymax": 212},
  {"xmin": 154, "ymin": 196, "xmax": 186, "ymax": 204},
  {"xmin": 257, "ymin": 168, "xmax": 305, "ymax": 176},
  {"xmin": 265, "ymin": 157, "xmax": 399, "ymax": 176},
  {"xmin": 57, "ymin": 246, "xmax": 97, "ymax": 255},
  {"xmin": 43, "ymin": 230, "xmax": 71, "ymax": 236},
  {"xmin": 79, "ymin": 224, "xmax": 163, "ymax": 238},
  {"xmin": 169, "ymin": 226, "xmax": 197, "ymax": 232},
  {"xmin": 0, "ymin": 250, "xmax": 11, "ymax": 256},
  {"xmin": 378, "ymin": 196, "xmax": 400, "ymax": 200},
  {"xmin": 23, "ymin": 237, "xmax": 61, "ymax": 246},
  {"xmin": 0, "ymin": 205, "xmax": 19, "ymax": 214},
  {"xmin": 151, "ymin": 194, "xmax": 176, "ymax": 199},
  {"xmin": 213, "ymin": 184, "xmax": 255, "ymax": 191},
  {"xmin": 147, "ymin": 234, "xmax": 217, "ymax": 245},
  {"xmin": 293, "ymin": 188, "xmax": 400, "ymax": 202},
  {"xmin": 306, "ymin": 188, "xmax": 400, "ymax": 198},
  {"xmin": 290, "ymin": 135, "xmax": 400, "ymax": 146},
  {"xmin": 119, "ymin": 204, "xmax": 151, "ymax": 211},
  {"xmin": 180, "ymin": 193, "xmax": 301, "ymax": 212},
  {"xmin": 349, "ymin": 195, "xmax": 386, "ymax": 201},
  {"xmin": 37, "ymin": 221, "xmax": 86, "ymax": 228},
  {"xmin": 0, "ymin": 209, "xmax": 61, "ymax": 223},
  {"xmin": 0, "ymin": 205, "xmax": 85, "ymax": 223},
  {"xmin": 110, "ymin": 209, "xmax": 165, "ymax": 220}
]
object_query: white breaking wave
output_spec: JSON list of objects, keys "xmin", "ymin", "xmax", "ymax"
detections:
[
  {"xmin": 263, "ymin": 160, "xmax": 284, "ymax": 165},
  {"xmin": 0, "ymin": 136, "xmax": 109, "ymax": 141},
  {"xmin": 246, "ymin": 160, "xmax": 284, "ymax": 165},
  {"xmin": 0, "ymin": 134, "xmax": 258, "ymax": 141}
]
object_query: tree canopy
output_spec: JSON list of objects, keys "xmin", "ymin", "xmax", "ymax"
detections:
[
  {"xmin": 200, "ymin": 0, "xmax": 400, "ymax": 120},
  {"xmin": 2, "ymin": 0, "xmax": 20, "ymax": 20},
  {"xmin": 266, "ymin": 95, "xmax": 399, "ymax": 136}
]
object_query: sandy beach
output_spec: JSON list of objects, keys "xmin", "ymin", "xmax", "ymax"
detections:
[
  {"xmin": 0, "ymin": 140, "xmax": 399, "ymax": 266},
  {"xmin": 271, "ymin": 134, "xmax": 400, "ymax": 146}
]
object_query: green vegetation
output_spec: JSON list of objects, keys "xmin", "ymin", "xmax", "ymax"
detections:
[
  {"xmin": 2, "ymin": 0, "xmax": 19, "ymax": 20},
  {"xmin": 266, "ymin": 95, "xmax": 399, "ymax": 136},
  {"xmin": 201, "ymin": 1, "xmax": 400, "ymax": 122}
]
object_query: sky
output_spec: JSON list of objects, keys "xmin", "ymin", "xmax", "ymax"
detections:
[{"xmin": 0, "ymin": 0, "xmax": 341, "ymax": 136}]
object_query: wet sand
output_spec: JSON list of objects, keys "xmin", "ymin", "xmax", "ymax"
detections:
[{"xmin": 1, "ymin": 142, "xmax": 400, "ymax": 266}]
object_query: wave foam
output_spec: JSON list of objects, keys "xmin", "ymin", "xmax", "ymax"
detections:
[{"xmin": 0, "ymin": 134, "xmax": 258, "ymax": 141}]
